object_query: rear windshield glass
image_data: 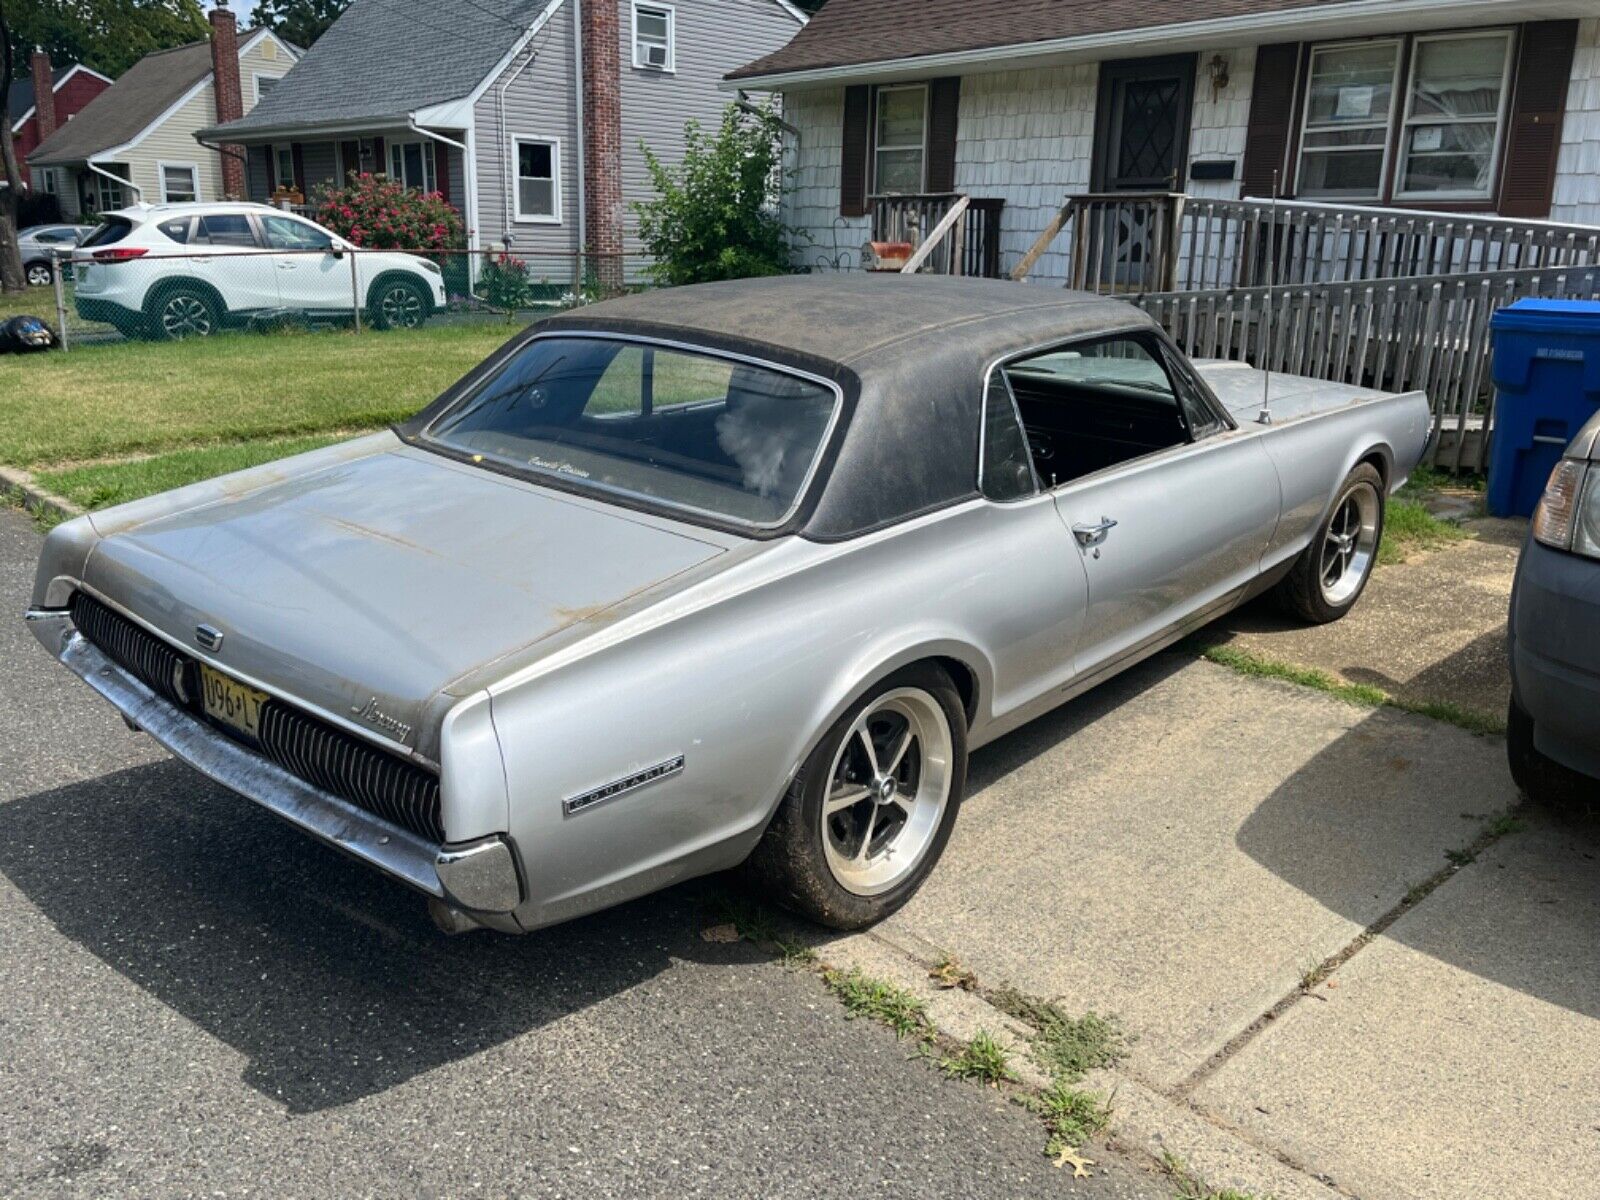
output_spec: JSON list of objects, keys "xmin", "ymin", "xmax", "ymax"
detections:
[
  {"xmin": 423, "ymin": 337, "xmax": 839, "ymax": 527},
  {"xmin": 80, "ymin": 219, "xmax": 133, "ymax": 248}
]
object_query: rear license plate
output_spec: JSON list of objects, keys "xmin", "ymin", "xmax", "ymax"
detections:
[{"xmin": 199, "ymin": 664, "xmax": 269, "ymax": 740}]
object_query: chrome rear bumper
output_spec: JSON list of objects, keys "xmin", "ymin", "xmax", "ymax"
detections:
[{"xmin": 28, "ymin": 610, "xmax": 522, "ymax": 916}]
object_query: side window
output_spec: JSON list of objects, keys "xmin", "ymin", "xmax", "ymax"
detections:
[
  {"xmin": 1166, "ymin": 352, "xmax": 1231, "ymax": 441},
  {"xmin": 261, "ymin": 214, "xmax": 333, "ymax": 251},
  {"xmin": 196, "ymin": 214, "xmax": 260, "ymax": 247},
  {"xmin": 980, "ymin": 373, "xmax": 1038, "ymax": 502},
  {"xmin": 157, "ymin": 217, "xmax": 194, "ymax": 244}
]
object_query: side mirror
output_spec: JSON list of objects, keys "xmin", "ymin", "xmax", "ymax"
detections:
[{"xmin": 330, "ymin": 247, "xmax": 345, "ymax": 260}]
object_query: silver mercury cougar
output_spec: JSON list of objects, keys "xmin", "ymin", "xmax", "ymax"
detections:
[{"xmin": 26, "ymin": 275, "xmax": 1430, "ymax": 933}]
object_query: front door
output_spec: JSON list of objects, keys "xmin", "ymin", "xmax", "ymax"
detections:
[{"xmin": 1088, "ymin": 55, "xmax": 1197, "ymax": 288}]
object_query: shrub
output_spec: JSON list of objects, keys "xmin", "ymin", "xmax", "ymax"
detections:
[
  {"xmin": 633, "ymin": 104, "xmax": 792, "ymax": 287},
  {"xmin": 313, "ymin": 173, "xmax": 464, "ymax": 252}
]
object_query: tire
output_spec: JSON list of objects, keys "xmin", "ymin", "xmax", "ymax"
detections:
[
  {"xmin": 1276, "ymin": 462, "xmax": 1385, "ymax": 624},
  {"xmin": 146, "ymin": 283, "xmax": 221, "ymax": 341},
  {"xmin": 744, "ymin": 663, "xmax": 968, "ymax": 930},
  {"xmin": 368, "ymin": 276, "xmax": 429, "ymax": 330},
  {"xmin": 1507, "ymin": 696, "xmax": 1594, "ymax": 812},
  {"xmin": 25, "ymin": 260, "xmax": 54, "ymax": 288}
]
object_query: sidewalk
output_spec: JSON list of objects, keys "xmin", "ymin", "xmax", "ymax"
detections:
[{"xmin": 810, "ymin": 529, "xmax": 1600, "ymax": 1199}]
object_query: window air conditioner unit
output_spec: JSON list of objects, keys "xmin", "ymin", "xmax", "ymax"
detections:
[{"xmin": 644, "ymin": 42, "xmax": 669, "ymax": 69}]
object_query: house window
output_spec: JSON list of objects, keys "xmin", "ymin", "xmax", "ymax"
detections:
[
  {"xmin": 513, "ymin": 137, "xmax": 560, "ymax": 222},
  {"xmin": 1296, "ymin": 30, "xmax": 1514, "ymax": 204},
  {"xmin": 633, "ymin": 3, "xmax": 674, "ymax": 71},
  {"xmin": 873, "ymin": 84, "xmax": 927, "ymax": 195},
  {"xmin": 40, "ymin": 168, "xmax": 57, "ymax": 195},
  {"xmin": 271, "ymin": 144, "xmax": 296, "ymax": 193},
  {"xmin": 93, "ymin": 165, "xmax": 130, "ymax": 212},
  {"xmin": 254, "ymin": 73, "xmax": 283, "ymax": 104},
  {"xmin": 389, "ymin": 140, "xmax": 438, "ymax": 193},
  {"xmin": 1396, "ymin": 31, "xmax": 1514, "ymax": 201},
  {"xmin": 1296, "ymin": 40, "xmax": 1402, "ymax": 201},
  {"xmin": 159, "ymin": 162, "xmax": 200, "ymax": 203}
]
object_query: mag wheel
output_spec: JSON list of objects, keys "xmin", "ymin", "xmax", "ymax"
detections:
[
  {"xmin": 1278, "ymin": 463, "xmax": 1385, "ymax": 624},
  {"xmin": 745, "ymin": 664, "xmax": 967, "ymax": 929}
]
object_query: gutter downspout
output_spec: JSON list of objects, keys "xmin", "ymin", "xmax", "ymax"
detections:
[
  {"xmin": 407, "ymin": 117, "xmax": 478, "ymax": 280},
  {"xmin": 86, "ymin": 159, "xmax": 142, "ymax": 204},
  {"xmin": 194, "ymin": 135, "xmax": 250, "ymax": 191},
  {"xmin": 496, "ymin": 44, "xmax": 540, "ymax": 247},
  {"xmin": 572, "ymin": 0, "xmax": 586, "ymax": 292}
]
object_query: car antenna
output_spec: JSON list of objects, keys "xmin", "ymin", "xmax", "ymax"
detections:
[{"xmin": 1257, "ymin": 170, "xmax": 1279, "ymax": 426}]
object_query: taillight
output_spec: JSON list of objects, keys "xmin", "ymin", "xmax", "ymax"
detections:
[
  {"xmin": 1532, "ymin": 459, "xmax": 1586, "ymax": 551},
  {"xmin": 92, "ymin": 247, "xmax": 148, "ymax": 262}
]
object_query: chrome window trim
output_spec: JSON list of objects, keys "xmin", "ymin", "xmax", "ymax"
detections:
[
  {"xmin": 67, "ymin": 580, "xmax": 441, "ymax": 770},
  {"xmin": 419, "ymin": 330, "xmax": 847, "ymax": 534}
]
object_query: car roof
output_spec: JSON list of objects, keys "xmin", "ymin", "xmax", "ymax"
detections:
[
  {"xmin": 106, "ymin": 201, "xmax": 299, "ymax": 222},
  {"xmin": 544, "ymin": 273, "xmax": 1150, "ymax": 371}
]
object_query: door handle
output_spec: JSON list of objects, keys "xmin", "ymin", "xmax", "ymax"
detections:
[{"xmin": 1071, "ymin": 517, "xmax": 1118, "ymax": 546}]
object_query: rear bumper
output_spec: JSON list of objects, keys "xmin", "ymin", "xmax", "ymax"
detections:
[
  {"xmin": 26, "ymin": 609, "xmax": 524, "ymax": 916},
  {"xmin": 73, "ymin": 297, "xmax": 143, "ymax": 327},
  {"xmin": 1508, "ymin": 539, "xmax": 1600, "ymax": 780}
]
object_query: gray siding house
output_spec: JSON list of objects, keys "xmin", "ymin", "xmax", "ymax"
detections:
[{"xmin": 200, "ymin": 0, "xmax": 805, "ymax": 281}]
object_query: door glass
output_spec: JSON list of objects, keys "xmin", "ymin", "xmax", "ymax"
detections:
[
  {"xmin": 260, "ymin": 214, "xmax": 333, "ymax": 251},
  {"xmin": 197, "ymin": 214, "xmax": 258, "ymax": 247},
  {"xmin": 980, "ymin": 375, "xmax": 1038, "ymax": 502}
]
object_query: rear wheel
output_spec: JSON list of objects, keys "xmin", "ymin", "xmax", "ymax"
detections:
[
  {"xmin": 1277, "ymin": 463, "xmax": 1384, "ymax": 624},
  {"xmin": 745, "ymin": 664, "xmax": 967, "ymax": 929},
  {"xmin": 369, "ymin": 276, "xmax": 429, "ymax": 330},
  {"xmin": 148, "ymin": 284, "xmax": 221, "ymax": 340},
  {"xmin": 25, "ymin": 260, "xmax": 54, "ymax": 287}
]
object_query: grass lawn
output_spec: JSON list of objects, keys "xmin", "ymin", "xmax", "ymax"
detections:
[
  {"xmin": 0, "ymin": 282, "xmax": 113, "ymax": 334},
  {"xmin": 36, "ymin": 435, "xmax": 348, "ymax": 510},
  {"xmin": 0, "ymin": 323, "xmax": 515, "ymax": 467}
]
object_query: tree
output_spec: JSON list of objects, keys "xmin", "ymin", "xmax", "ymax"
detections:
[
  {"xmin": 249, "ymin": 0, "xmax": 347, "ymax": 48},
  {"xmin": 6, "ymin": 0, "xmax": 208, "ymax": 82},
  {"xmin": 1, "ymin": 0, "xmax": 29, "ymax": 293},
  {"xmin": 633, "ymin": 104, "xmax": 792, "ymax": 288}
]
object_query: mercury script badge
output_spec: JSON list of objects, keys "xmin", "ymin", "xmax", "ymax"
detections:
[{"xmin": 351, "ymin": 696, "xmax": 413, "ymax": 741}]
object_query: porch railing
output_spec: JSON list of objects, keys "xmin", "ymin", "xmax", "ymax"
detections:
[
  {"xmin": 1136, "ymin": 263, "xmax": 1600, "ymax": 471},
  {"xmin": 870, "ymin": 193, "xmax": 1005, "ymax": 277},
  {"xmin": 1018, "ymin": 192, "xmax": 1600, "ymax": 295}
]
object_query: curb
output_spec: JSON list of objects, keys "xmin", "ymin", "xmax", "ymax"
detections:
[
  {"xmin": 812, "ymin": 926, "xmax": 1348, "ymax": 1200},
  {"xmin": 0, "ymin": 465, "xmax": 83, "ymax": 526}
]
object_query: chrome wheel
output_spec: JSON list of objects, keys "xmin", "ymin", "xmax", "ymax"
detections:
[
  {"xmin": 1319, "ymin": 482, "xmax": 1380, "ymax": 606},
  {"xmin": 821, "ymin": 687, "xmax": 953, "ymax": 897},
  {"xmin": 160, "ymin": 293, "xmax": 214, "ymax": 338},
  {"xmin": 26, "ymin": 262, "xmax": 52, "ymax": 287},
  {"xmin": 379, "ymin": 284, "xmax": 423, "ymax": 328}
]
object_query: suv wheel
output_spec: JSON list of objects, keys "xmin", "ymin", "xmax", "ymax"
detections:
[
  {"xmin": 150, "ymin": 285, "xmax": 220, "ymax": 340},
  {"xmin": 370, "ymin": 277, "xmax": 428, "ymax": 330}
]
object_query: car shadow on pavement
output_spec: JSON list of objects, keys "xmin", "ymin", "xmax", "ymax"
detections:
[
  {"xmin": 1234, "ymin": 695, "xmax": 1599, "ymax": 1021},
  {"xmin": 0, "ymin": 759, "xmax": 756, "ymax": 1113}
]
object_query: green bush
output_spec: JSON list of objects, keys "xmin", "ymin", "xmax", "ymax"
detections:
[
  {"xmin": 633, "ymin": 104, "xmax": 792, "ymax": 287},
  {"xmin": 313, "ymin": 173, "xmax": 463, "ymax": 251}
]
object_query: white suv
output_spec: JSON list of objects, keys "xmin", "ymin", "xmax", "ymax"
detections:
[{"xmin": 73, "ymin": 202, "xmax": 448, "ymax": 340}]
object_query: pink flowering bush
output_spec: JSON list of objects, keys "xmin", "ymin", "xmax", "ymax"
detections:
[{"xmin": 313, "ymin": 173, "xmax": 464, "ymax": 252}]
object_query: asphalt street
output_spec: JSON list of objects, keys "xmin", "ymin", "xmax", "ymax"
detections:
[{"xmin": 0, "ymin": 508, "xmax": 1160, "ymax": 1199}]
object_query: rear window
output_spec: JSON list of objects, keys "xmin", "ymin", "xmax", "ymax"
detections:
[
  {"xmin": 80, "ymin": 218, "xmax": 133, "ymax": 248},
  {"xmin": 423, "ymin": 337, "xmax": 840, "ymax": 528}
]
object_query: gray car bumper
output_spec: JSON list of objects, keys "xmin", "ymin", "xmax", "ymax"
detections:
[
  {"xmin": 26, "ymin": 609, "xmax": 523, "ymax": 918},
  {"xmin": 1508, "ymin": 540, "xmax": 1600, "ymax": 781}
]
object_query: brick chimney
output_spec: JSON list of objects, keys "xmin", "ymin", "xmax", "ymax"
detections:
[
  {"xmin": 31, "ymin": 48, "xmax": 56, "ymax": 142},
  {"xmin": 209, "ymin": 4, "xmax": 246, "ymax": 198},
  {"xmin": 580, "ymin": 0, "xmax": 624, "ymax": 293}
]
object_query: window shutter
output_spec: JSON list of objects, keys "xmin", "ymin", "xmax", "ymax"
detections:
[
  {"xmin": 840, "ymin": 84, "xmax": 870, "ymax": 217},
  {"xmin": 1498, "ymin": 21, "xmax": 1578, "ymax": 219},
  {"xmin": 264, "ymin": 146, "xmax": 277, "ymax": 192},
  {"xmin": 1241, "ymin": 42, "xmax": 1300, "ymax": 198},
  {"xmin": 926, "ymin": 77, "xmax": 961, "ymax": 193}
]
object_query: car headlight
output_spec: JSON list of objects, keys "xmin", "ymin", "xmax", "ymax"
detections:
[{"xmin": 1532, "ymin": 458, "xmax": 1600, "ymax": 558}]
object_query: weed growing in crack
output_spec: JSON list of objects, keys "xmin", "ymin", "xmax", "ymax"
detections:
[
  {"xmin": 938, "ymin": 1029, "xmax": 1017, "ymax": 1085},
  {"xmin": 989, "ymin": 986, "xmax": 1125, "ymax": 1081},
  {"xmin": 1162, "ymin": 1151, "xmax": 1274, "ymax": 1200},
  {"xmin": 1034, "ymin": 1081, "xmax": 1111, "ymax": 1156},
  {"xmin": 822, "ymin": 968, "xmax": 930, "ymax": 1040}
]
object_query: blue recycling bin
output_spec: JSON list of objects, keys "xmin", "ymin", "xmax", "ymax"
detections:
[{"xmin": 1487, "ymin": 299, "xmax": 1600, "ymax": 518}]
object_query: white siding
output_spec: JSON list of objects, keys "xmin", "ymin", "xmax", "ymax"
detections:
[
  {"xmin": 618, "ymin": 0, "xmax": 803, "ymax": 254},
  {"xmin": 1553, "ymin": 18, "xmax": 1600, "ymax": 226},
  {"xmin": 473, "ymin": 0, "xmax": 579, "ymax": 262},
  {"xmin": 781, "ymin": 87, "xmax": 869, "ymax": 271},
  {"xmin": 1186, "ymin": 46, "xmax": 1255, "ymax": 201}
]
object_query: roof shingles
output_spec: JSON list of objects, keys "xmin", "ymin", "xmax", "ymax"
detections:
[
  {"xmin": 727, "ymin": 0, "xmax": 1350, "ymax": 80},
  {"xmin": 29, "ymin": 42, "xmax": 215, "ymax": 164}
]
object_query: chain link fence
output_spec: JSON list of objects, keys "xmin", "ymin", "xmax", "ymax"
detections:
[{"xmin": 22, "ymin": 245, "xmax": 650, "ymax": 350}]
